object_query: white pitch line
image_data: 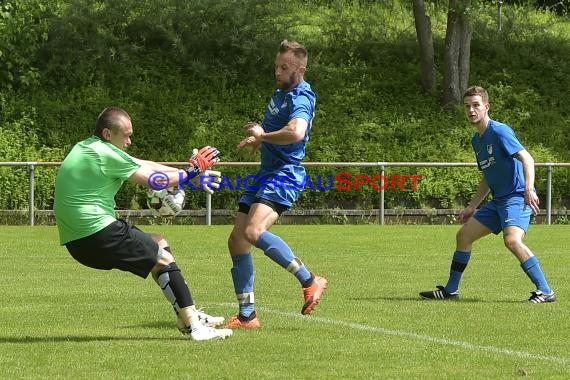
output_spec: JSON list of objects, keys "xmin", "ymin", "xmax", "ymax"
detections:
[{"xmin": 216, "ymin": 303, "xmax": 568, "ymax": 366}]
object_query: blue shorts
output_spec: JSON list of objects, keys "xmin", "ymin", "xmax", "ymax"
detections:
[
  {"xmin": 239, "ymin": 165, "xmax": 306, "ymax": 209},
  {"xmin": 474, "ymin": 194, "xmax": 532, "ymax": 234}
]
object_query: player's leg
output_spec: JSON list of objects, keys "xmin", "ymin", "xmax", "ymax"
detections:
[
  {"xmin": 247, "ymin": 201, "xmax": 313, "ymax": 285},
  {"xmin": 149, "ymin": 236, "xmax": 232, "ymax": 340},
  {"xmin": 67, "ymin": 220, "xmax": 231, "ymax": 340},
  {"xmin": 150, "ymin": 234, "xmax": 194, "ymax": 314},
  {"xmin": 246, "ymin": 199, "xmax": 327, "ymax": 315},
  {"xmin": 446, "ymin": 217, "xmax": 491, "ymax": 292},
  {"xmin": 420, "ymin": 207, "xmax": 493, "ymax": 300},
  {"xmin": 500, "ymin": 197, "xmax": 555, "ymax": 303},
  {"xmin": 226, "ymin": 206, "xmax": 260, "ymax": 328},
  {"xmin": 503, "ymin": 226, "xmax": 554, "ymax": 302}
]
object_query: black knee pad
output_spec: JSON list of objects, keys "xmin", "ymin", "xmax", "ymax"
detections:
[{"xmin": 157, "ymin": 262, "xmax": 180, "ymax": 276}]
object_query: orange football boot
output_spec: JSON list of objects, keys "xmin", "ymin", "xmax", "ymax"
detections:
[
  {"xmin": 225, "ymin": 314, "xmax": 261, "ymax": 329},
  {"xmin": 301, "ymin": 274, "xmax": 328, "ymax": 315}
]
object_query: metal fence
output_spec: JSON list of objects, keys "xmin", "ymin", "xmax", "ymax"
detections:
[{"xmin": 1, "ymin": 161, "xmax": 569, "ymax": 226}]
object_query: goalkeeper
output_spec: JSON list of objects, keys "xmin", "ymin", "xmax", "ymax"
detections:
[{"xmin": 54, "ymin": 106, "xmax": 231, "ymax": 341}]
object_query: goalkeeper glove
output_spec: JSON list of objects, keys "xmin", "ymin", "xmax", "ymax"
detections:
[
  {"xmin": 200, "ymin": 170, "xmax": 222, "ymax": 195},
  {"xmin": 186, "ymin": 146, "xmax": 220, "ymax": 177}
]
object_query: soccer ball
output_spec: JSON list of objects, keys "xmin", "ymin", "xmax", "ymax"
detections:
[{"xmin": 147, "ymin": 187, "xmax": 186, "ymax": 217}]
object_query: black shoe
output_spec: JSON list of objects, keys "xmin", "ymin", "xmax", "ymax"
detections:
[
  {"xmin": 420, "ymin": 285, "xmax": 459, "ymax": 300},
  {"xmin": 526, "ymin": 290, "xmax": 556, "ymax": 304}
]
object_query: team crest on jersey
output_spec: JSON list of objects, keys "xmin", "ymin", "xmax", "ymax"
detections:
[
  {"xmin": 269, "ymin": 98, "xmax": 288, "ymax": 116},
  {"xmin": 487, "ymin": 144, "xmax": 493, "ymax": 155},
  {"xmin": 268, "ymin": 99, "xmax": 279, "ymax": 115}
]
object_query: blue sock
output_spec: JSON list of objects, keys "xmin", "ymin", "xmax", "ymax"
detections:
[
  {"xmin": 521, "ymin": 256, "xmax": 552, "ymax": 294},
  {"xmin": 255, "ymin": 230, "xmax": 312, "ymax": 287},
  {"xmin": 230, "ymin": 253, "xmax": 255, "ymax": 318},
  {"xmin": 444, "ymin": 250, "xmax": 471, "ymax": 293}
]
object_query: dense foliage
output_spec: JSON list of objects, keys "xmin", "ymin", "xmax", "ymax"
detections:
[{"xmin": 1, "ymin": 0, "xmax": 569, "ymax": 212}]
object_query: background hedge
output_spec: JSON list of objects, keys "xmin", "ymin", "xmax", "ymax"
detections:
[{"xmin": 1, "ymin": 0, "xmax": 569, "ymax": 212}]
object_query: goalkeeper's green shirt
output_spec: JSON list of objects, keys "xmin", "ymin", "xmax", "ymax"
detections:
[{"xmin": 54, "ymin": 136, "xmax": 140, "ymax": 245}]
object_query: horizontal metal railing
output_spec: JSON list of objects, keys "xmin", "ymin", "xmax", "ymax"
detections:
[{"xmin": 1, "ymin": 161, "xmax": 569, "ymax": 226}]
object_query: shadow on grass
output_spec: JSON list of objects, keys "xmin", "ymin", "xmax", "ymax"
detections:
[
  {"xmin": 349, "ymin": 296, "xmax": 525, "ymax": 304},
  {"xmin": 0, "ymin": 320, "xmax": 187, "ymax": 344},
  {"xmin": 0, "ymin": 335, "xmax": 187, "ymax": 344},
  {"xmin": 134, "ymin": 321, "xmax": 175, "ymax": 329}
]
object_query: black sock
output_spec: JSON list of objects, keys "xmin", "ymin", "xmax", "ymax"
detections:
[
  {"xmin": 157, "ymin": 262, "xmax": 193, "ymax": 310},
  {"xmin": 239, "ymin": 311, "xmax": 257, "ymax": 322}
]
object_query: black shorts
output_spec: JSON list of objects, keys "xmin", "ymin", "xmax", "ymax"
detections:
[
  {"xmin": 65, "ymin": 219, "xmax": 160, "ymax": 279},
  {"xmin": 238, "ymin": 198, "xmax": 288, "ymax": 216}
]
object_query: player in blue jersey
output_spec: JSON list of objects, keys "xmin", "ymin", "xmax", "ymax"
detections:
[
  {"xmin": 225, "ymin": 40, "xmax": 328, "ymax": 329},
  {"xmin": 420, "ymin": 86, "xmax": 555, "ymax": 303}
]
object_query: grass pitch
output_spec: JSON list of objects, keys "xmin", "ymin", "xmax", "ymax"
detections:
[{"xmin": 1, "ymin": 225, "xmax": 569, "ymax": 379}]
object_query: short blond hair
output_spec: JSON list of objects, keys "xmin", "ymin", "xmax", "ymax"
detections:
[{"xmin": 278, "ymin": 39, "xmax": 308, "ymax": 67}]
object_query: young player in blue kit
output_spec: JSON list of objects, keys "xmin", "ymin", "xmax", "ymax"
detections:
[
  {"xmin": 225, "ymin": 40, "xmax": 328, "ymax": 329},
  {"xmin": 420, "ymin": 86, "xmax": 555, "ymax": 303}
]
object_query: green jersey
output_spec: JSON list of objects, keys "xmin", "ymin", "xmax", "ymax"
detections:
[{"xmin": 54, "ymin": 136, "xmax": 141, "ymax": 244}]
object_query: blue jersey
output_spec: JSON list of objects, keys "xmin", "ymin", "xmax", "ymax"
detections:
[
  {"xmin": 260, "ymin": 80, "xmax": 316, "ymax": 170},
  {"xmin": 238, "ymin": 81, "xmax": 316, "ymax": 209},
  {"xmin": 471, "ymin": 119, "xmax": 526, "ymax": 198}
]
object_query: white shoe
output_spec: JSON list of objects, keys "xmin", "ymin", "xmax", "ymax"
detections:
[
  {"xmin": 196, "ymin": 308, "xmax": 225, "ymax": 327},
  {"xmin": 190, "ymin": 325, "xmax": 233, "ymax": 341},
  {"xmin": 176, "ymin": 310, "xmax": 225, "ymax": 335}
]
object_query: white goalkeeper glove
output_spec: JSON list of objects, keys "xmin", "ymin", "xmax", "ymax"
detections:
[{"xmin": 200, "ymin": 170, "xmax": 222, "ymax": 195}]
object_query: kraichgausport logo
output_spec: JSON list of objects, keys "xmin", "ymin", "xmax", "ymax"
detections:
[{"xmin": 147, "ymin": 171, "xmax": 422, "ymax": 192}]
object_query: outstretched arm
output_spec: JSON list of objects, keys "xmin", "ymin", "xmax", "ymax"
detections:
[
  {"xmin": 135, "ymin": 159, "xmax": 180, "ymax": 172},
  {"xmin": 458, "ymin": 177, "xmax": 490, "ymax": 224},
  {"xmin": 237, "ymin": 118, "xmax": 308, "ymax": 152},
  {"xmin": 129, "ymin": 147, "xmax": 222, "ymax": 194},
  {"xmin": 129, "ymin": 161, "xmax": 185, "ymax": 189}
]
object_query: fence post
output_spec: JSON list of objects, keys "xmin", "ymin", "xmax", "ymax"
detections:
[
  {"xmin": 546, "ymin": 163, "xmax": 552, "ymax": 225},
  {"xmin": 28, "ymin": 162, "xmax": 36, "ymax": 226},
  {"xmin": 206, "ymin": 192, "xmax": 212, "ymax": 226},
  {"xmin": 379, "ymin": 162, "xmax": 386, "ymax": 226}
]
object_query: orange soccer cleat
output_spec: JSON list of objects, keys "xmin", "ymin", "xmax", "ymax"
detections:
[
  {"xmin": 225, "ymin": 314, "xmax": 261, "ymax": 329},
  {"xmin": 301, "ymin": 274, "xmax": 328, "ymax": 315}
]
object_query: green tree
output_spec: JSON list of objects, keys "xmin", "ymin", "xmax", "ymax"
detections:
[
  {"xmin": 0, "ymin": 0, "xmax": 52, "ymax": 89},
  {"xmin": 413, "ymin": 0, "xmax": 472, "ymax": 106}
]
